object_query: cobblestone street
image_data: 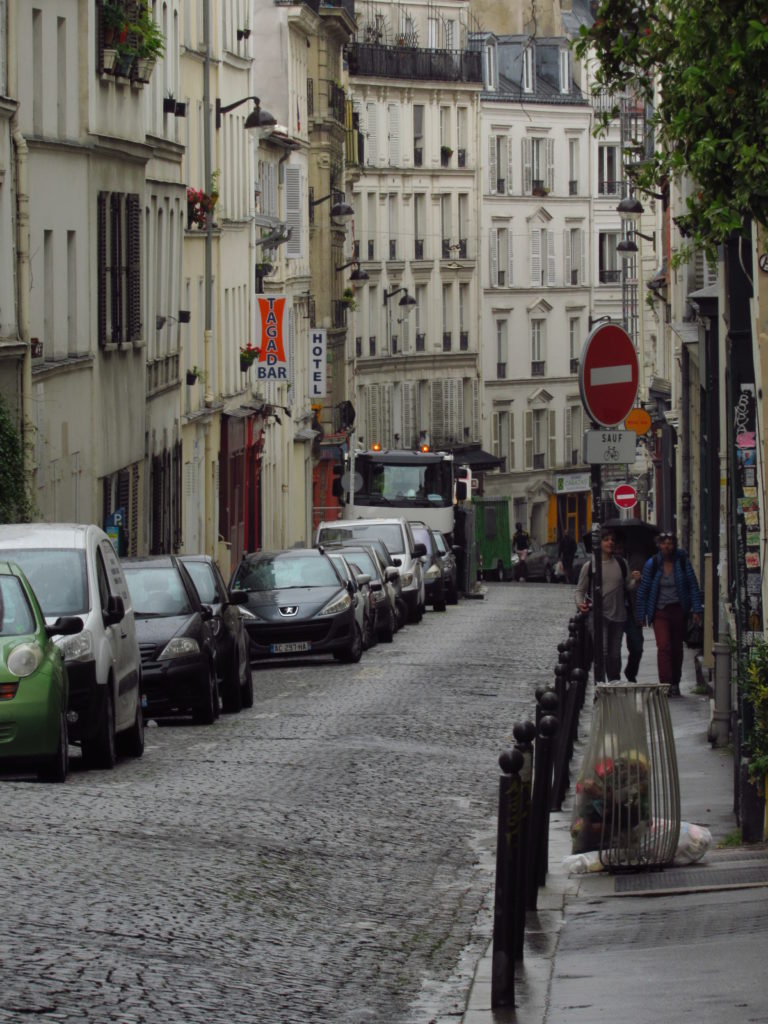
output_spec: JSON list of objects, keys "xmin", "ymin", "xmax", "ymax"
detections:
[{"xmin": 0, "ymin": 582, "xmax": 574, "ymax": 1024}]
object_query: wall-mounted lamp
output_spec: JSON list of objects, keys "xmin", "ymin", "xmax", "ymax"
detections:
[
  {"xmin": 383, "ymin": 286, "xmax": 417, "ymax": 314},
  {"xmin": 616, "ymin": 195, "xmax": 645, "ymax": 224},
  {"xmin": 236, "ymin": 27, "xmax": 251, "ymax": 40},
  {"xmin": 310, "ymin": 190, "xmax": 354, "ymax": 225},
  {"xmin": 256, "ymin": 224, "xmax": 292, "ymax": 250},
  {"xmin": 156, "ymin": 315, "xmax": 166, "ymax": 330},
  {"xmin": 178, "ymin": 310, "xmax": 191, "ymax": 323},
  {"xmin": 336, "ymin": 259, "xmax": 369, "ymax": 282},
  {"xmin": 617, "ymin": 230, "xmax": 655, "ymax": 254},
  {"xmin": 215, "ymin": 96, "xmax": 277, "ymax": 136}
]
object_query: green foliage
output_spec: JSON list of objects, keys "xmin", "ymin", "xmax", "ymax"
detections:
[
  {"xmin": 0, "ymin": 394, "xmax": 33, "ymax": 524},
  {"xmin": 134, "ymin": 2, "xmax": 165, "ymax": 59},
  {"xmin": 718, "ymin": 828, "xmax": 742, "ymax": 848},
  {"xmin": 741, "ymin": 637, "xmax": 768, "ymax": 781},
  {"xmin": 574, "ymin": 0, "xmax": 768, "ymax": 256}
]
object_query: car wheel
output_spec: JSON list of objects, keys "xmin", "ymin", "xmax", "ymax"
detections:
[
  {"xmin": 222, "ymin": 651, "xmax": 244, "ymax": 714},
  {"xmin": 409, "ymin": 599, "xmax": 423, "ymax": 624},
  {"xmin": 118, "ymin": 699, "xmax": 145, "ymax": 759},
  {"xmin": 448, "ymin": 582, "xmax": 459, "ymax": 605},
  {"xmin": 379, "ymin": 605, "xmax": 395, "ymax": 643},
  {"xmin": 335, "ymin": 622, "xmax": 363, "ymax": 663},
  {"xmin": 433, "ymin": 584, "xmax": 447, "ymax": 612},
  {"xmin": 363, "ymin": 612, "xmax": 377, "ymax": 650},
  {"xmin": 82, "ymin": 684, "xmax": 117, "ymax": 770},
  {"xmin": 193, "ymin": 665, "xmax": 217, "ymax": 725},
  {"xmin": 395, "ymin": 598, "xmax": 408, "ymax": 631},
  {"xmin": 39, "ymin": 712, "xmax": 69, "ymax": 783},
  {"xmin": 240, "ymin": 658, "xmax": 254, "ymax": 709}
]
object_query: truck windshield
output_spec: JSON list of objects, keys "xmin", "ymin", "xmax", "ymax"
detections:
[{"xmin": 354, "ymin": 456, "xmax": 453, "ymax": 509}]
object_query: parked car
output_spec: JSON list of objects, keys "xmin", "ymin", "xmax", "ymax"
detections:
[
  {"xmin": 323, "ymin": 536, "xmax": 406, "ymax": 630},
  {"xmin": 433, "ymin": 530, "xmax": 459, "ymax": 604},
  {"xmin": 320, "ymin": 543, "xmax": 397, "ymax": 643},
  {"xmin": 0, "ymin": 523, "xmax": 144, "ymax": 769},
  {"xmin": 0, "ymin": 561, "xmax": 83, "ymax": 782},
  {"xmin": 230, "ymin": 548, "xmax": 363, "ymax": 663},
  {"xmin": 315, "ymin": 517, "xmax": 427, "ymax": 622},
  {"xmin": 546, "ymin": 541, "xmax": 590, "ymax": 583},
  {"xmin": 179, "ymin": 554, "xmax": 252, "ymax": 712},
  {"xmin": 325, "ymin": 551, "xmax": 376, "ymax": 650},
  {"xmin": 122, "ymin": 555, "xmax": 218, "ymax": 724},
  {"xmin": 511, "ymin": 539, "xmax": 554, "ymax": 583},
  {"xmin": 410, "ymin": 522, "xmax": 447, "ymax": 611}
]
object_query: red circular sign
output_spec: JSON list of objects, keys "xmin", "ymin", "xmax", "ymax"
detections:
[
  {"xmin": 579, "ymin": 323, "xmax": 639, "ymax": 427},
  {"xmin": 613, "ymin": 484, "xmax": 638, "ymax": 510}
]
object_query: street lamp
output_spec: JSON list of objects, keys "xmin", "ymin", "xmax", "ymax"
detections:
[
  {"xmin": 215, "ymin": 95, "xmax": 277, "ymax": 137},
  {"xmin": 383, "ymin": 286, "xmax": 416, "ymax": 354},
  {"xmin": 336, "ymin": 259, "xmax": 369, "ymax": 281},
  {"xmin": 310, "ymin": 190, "xmax": 354, "ymax": 225}
]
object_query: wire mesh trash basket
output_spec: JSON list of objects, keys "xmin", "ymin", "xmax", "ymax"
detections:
[{"xmin": 570, "ymin": 683, "xmax": 680, "ymax": 870}]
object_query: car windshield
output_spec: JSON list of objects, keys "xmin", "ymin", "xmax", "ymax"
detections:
[
  {"xmin": 411, "ymin": 527, "xmax": 434, "ymax": 555},
  {"xmin": 183, "ymin": 561, "xmax": 218, "ymax": 603},
  {"xmin": 124, "ymin": 566, "xmax": 193, "ymax": 616},
  {"xmin": 233, "ymin": 555, "xmax": 340, "ymax": 591},
  {"xmin": 0, "ymin": 549, "xmax": 89, "ymax": 616},
  {"xmin": 338, "ymin": 549, "xmax": 378, "ymax": 579},
  {"xmin": 328, "ymin": 555, "xmax": 352, "ymax": 581},
  {"xmin": 0, "ymin": 577, "xmax": 36, "ymax": 637},
  {"xmin": 319, "ymin": 524, "xmax": 404, "ymax": 554}
]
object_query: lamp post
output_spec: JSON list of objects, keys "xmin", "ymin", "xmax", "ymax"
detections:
[
  {"xmin": 336, "ymin": 259, "xmax": 369, "ymax": 282},
  {"xmin": 310, "ymin": 190, "xmax": 354, "ymax": 226},
  {"xmin": 383, "ymin": 286, "xmax": 416, "ymax": 355}
]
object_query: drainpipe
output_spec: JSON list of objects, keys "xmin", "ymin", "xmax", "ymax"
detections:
[
  {"xmin": 202, "ymin": 0, "xmax": 214, "ymax": 553},
  {"xmin": 680, "ymin": 342, "xmax": 690, "ymax": 553},
  {"xmin": 8, "ymin": 0, "xmax": 32, "ymax": 466}
]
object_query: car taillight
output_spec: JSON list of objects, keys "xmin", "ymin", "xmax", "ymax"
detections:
[{"xmin": 0, "ymin": 683, "xmax": 19, "ymax": 700}]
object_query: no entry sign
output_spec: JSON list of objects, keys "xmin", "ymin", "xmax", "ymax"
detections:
[
  {"xmin": 613, "ymin": 483, "xmax": 638, "ymax": 510},
  {"xmin": 579, "ymin": 323, "xmax": 639, "ymax": 428}
]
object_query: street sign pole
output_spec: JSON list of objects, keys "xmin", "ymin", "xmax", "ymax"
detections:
[{"xmin": 590, "ymin": 437, "xmax": 604, "ymax": 683}]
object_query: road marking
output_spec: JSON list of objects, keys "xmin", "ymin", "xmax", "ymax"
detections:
[{"xmin": 590, "ymin": 365, "xmax": 633, "ymax": 386}]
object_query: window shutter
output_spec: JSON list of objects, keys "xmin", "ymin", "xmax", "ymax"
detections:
[
  {"xmin": 388, "ymin": 103, "xmax": 400, "ymax": 166},
  {"xmin": 110, "ymin": 193, "xmax": 123, "ymax": 343},
  {"xmin": 490, "ymin": 228, "xmax": 499, "ymax": 287},
  {"xmin": 430, "ymin": 381, "xmax": 444, "ymax": 446},
  {"xmin": 382, "ymin": 383, "xmax": 393, "ymax": 447},
  {"xmin": 522, "ymin": 137, "xmax": 532, "ymax": 194},
  {"xmin": 366, "ymin": 102, "xmax": 378, "ymax": 166},
  {"xmin": 472, "ymin": 379, "xmax": 480, "ymax": 441},
  {"xmin": 126, "ymin": 193, "xmax": 141, "ymax": 342},
  {"xmin": 546, "ymin": 230, "xmax": 556, "ymax": 285},
  {"xmin": 492, "ymin": 412, "xmax": 500, "ymax": 457},
  {"xmin": 564, "ymin": 228, "xmax": 571, "ymax": 285},
  {"xmin": 499, "ymin": 136, "xmax": 508, "ymax": 188},
  {"xmin": 546, "ymin": 138, "xmax": 555, "ymax": 192},
  {"xmin": 508, "ymin": 411, "xmax": 515, "ymax": 469},
  {"xmin": 530, "ymin": 228, "xmax": 541, "ymax": 286},
  {"xmin": 580, "ymin": 228, "xmax": 586, "ymax": 285},
  {"xmin": 507, "ymin": 137, "xmax": 514, "ymax": 193},
  {"xmin": 287, "ymin": 306, "xmax": 295, "ymax": 397},
  {"xmin": 366, "ymin": 384, "xmax": 381, "ymax": 447},
  {"xmin": 402, "ymin": 381, "xmax": 414, "ymax": 449},
  {"xmin": 97, "ymin": 191, "xmax": 108, "ymax": 347},
  {"xmin": 284, "ymin": 165, "xmax": 302, "ymax": 258},
  {"xmin": 488, "ymin": 134, "xmax": 496, "ymax": 194},
  {"xmin": 548, "ymin": 409, "xmax": 557, "ymax": 468},
  {"xmin": 564, "ymin": 406, "xmax": 572, "ymax": 464},
  {"xmin": 524, "ymin": 410, "xmax": 533, "ymax": 469},
  {"xmin": 507, "ymin": 220, "xmax": 514, "ymax": 285}
]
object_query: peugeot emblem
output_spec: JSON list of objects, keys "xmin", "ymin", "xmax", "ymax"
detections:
[{"xmin": 279, "ymin": 605, "xmax": 299, "ymax": 617}]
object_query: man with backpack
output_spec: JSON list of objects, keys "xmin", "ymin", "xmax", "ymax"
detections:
[{"xmin": 575, "ymin": 527, "xmax": 640, "ymax": 682}]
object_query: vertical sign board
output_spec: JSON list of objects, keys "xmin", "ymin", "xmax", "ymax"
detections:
[
  {"xmin": 255, "ymin": 296, "xmax": 288, "ymax": 382},
  {"xmin": 735, "ymin": 383, "xmax": 762, "ymax": 635},
  {"xmin": 310, "ymin": 329, "xmax": 326, "ymax": 399}
]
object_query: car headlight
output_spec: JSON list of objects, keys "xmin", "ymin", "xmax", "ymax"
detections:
[
  {"xmin": 158, "ymin": 637, "xmax": 200, "ymax": 661},
  {"xmin": 239, "ymin": 607, "xmax": 263, "ymax": 622},
  {"xmin": 401, "ymin": 572, "xmax": 414, "ymax": 586},
  {"xmin": 6, "ymin": 643, "xmax": 43, "ymax": 678},
  {"xmin": 57, "ymin": 630, "xmax": 93, "ymax": 662},
  {"xmin": 425, "ymin": 564, "xmax": 441, "ymax": 581},
  {"xmin": 319, "ymin": 591, "xmax": 352, "ymax": 616}
]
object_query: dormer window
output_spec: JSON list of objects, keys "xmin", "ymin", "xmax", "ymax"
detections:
[
  {"xmin": 484, "ymin": 41, "xmax": 496, "ymax": 91},
  {"xmin": 522, "ymin": 46, "xmax": 533, "ymax": 93},
  {"xmin": 560, "ymin": 48, "xmax": 571, "ymax": 93}
]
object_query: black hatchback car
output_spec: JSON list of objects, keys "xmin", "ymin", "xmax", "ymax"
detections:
[
  {"xmin": 121, "ymin": 555, "xmax": 218, "ymax": 723},
  {"xmin": 230, "ymin": 549, "xmax": 363, "ymax": 663},
  {"xmin": 179, "ymin": 554, "xmax": 252, "ymax": 712}
]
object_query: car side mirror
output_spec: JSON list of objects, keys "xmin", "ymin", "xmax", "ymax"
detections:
[
  {"xmin": 356, "ymin": 573, "xmax": 371, "ymax": 587},
  {"xmin": 103, "ymin": 594, "xmax": 125, "ymax": 627},
  {"xmin": 46, "ymin": 615, "xmax": 83, "ymax": 637},
  {"xmin": 391, "ymin": 556, "xmax": 403, "ymax": 567},
  {"xmin": 385, "ymin": 567, "xmax": 399, "ymax": 582},
  {"xmin": 201, "ymin": 604, "xmax": 213, "ymax": 621},
  {"xmin": 413, "ymin": 542, "xmax": 427, "ymax": 558},
  {"xmin": 369, "ymin": 579, "xmax": 382, "ymax": 592},
  {"xmin": 227, "ymin": 590, "xmax": 248, "ymax": 606}
]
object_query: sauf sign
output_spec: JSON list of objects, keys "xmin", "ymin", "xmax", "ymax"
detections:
[
  {"xmin": 256, "ymin": 296, "xmax": 288, "ymax": 381},
  {"xmin": 310, "ymin": 329, "xmax": 326, "ymax": 399}
]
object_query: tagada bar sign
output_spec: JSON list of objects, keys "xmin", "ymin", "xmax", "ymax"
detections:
[{"xmin": 583, "ymin": 429, "xmax": 636, "ymax": 464}]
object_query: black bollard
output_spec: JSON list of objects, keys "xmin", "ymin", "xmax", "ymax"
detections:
[
  {"xmin": 535, "ymin": 713, "xmax": 560, "ymax": 886},
  {"xmin": 491, "ymin": 747, "xmax": 525, "ymax": 1009},
  {"xmin": 512, "ymin": 720, "xmax": 536, "ymax": 960},
  {"xmin": 526, "ymin": 691, "xmax": 559, "ymax": 910}
]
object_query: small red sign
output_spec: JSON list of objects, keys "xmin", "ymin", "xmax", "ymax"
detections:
[
  {"xmin": 579, "ymin": 323, "xmax": 639, "ymax": 427},
  {"xmin": 613, "ymin": 484, "xmax": 638, "ymax": 510}
]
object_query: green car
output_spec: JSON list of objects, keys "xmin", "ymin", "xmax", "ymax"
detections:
[{"xmin": 0, "ymin": 561, "xmax": 83, "ymax": 783}]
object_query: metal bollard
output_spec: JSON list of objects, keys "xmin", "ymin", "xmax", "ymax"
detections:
[
  {"xmin": 526, "ymin": 690, "xmax": 559, "ymax": 909},
  {"xmin": 512, "ymin": 719, "xmax": 536, "ymax": 960},
  {"xmin": 491, "ymin": 747, "xmax": 525, "ymax": 1009}
]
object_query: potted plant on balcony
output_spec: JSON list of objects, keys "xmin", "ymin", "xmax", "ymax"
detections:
[
  {"xmin": 186, "ymin": 365, "xmax": 204, "ymax": 385},
  {"xmin": 102, "ymin": 0, "xmax": 129, "ymax": 45},
  {"xmin": 341, "ymin": 287, "xmax": 358, "ymax": 311},
  {"xmin": 240, "ymin": 343, "xmax": 259, "ymax": 372},
  {"xmin": 440, "ymin": 145, "xmax": 453, "ymax": 166},
  {"xmin": 134, "ymin": 3, "xmax": 165, "ymax": 82}
]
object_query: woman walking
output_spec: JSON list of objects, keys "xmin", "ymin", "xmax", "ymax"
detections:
[{"xmin": 635, "ymin": 531, "xmax": 703, "ymax": 696}]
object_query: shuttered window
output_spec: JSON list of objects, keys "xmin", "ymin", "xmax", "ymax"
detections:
[
  {"xmin": 366, "ymin": 102, "xmax": 378, "ymax": 166},
  {"xmin": 284, "ymin": 165, "xmax": 302, "ymax": 259},
  {"xmin": 387, "ymin": 103, "xmax": 400, "ymax": 166},
  {"xmin": 97, "ymin": 190, "xmax": 142, "ymax": 347},
  {"xmin": 429, "ymin": 378, "xmax": 462, "ymax": 449}
]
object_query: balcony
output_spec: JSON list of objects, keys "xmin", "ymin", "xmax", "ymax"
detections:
[
  {"xmin": 570, "ymin": 357, "xmax": 579, "ymax": 374},
  {"xmin": 533, "ymin": 453, "xmax": 545, "ymax": 470},
  {"xmin": 307, "ymin": 76, "xmax": 314, "ymax": 116},
  {"xmin": 414, "ymin": 238, "xmax": 424, "ymax": 260},
  {"xmin": 442, "ymin": 238, "xmax": 451, "ymax": 259},
  {"xmin": 570, "ymin": 270, "xmax": 579, "ymax": 285},
  {"xmin": 328, "ymin": 80, "xmax": 346, "ymax": 124},
  {"xmin": 415, "ymin": 333, "xmax": 425, "ymax": 352},
  {"xmin": 389, "ymin": 239, "xmax": 397, "ymax": 260},
  {"xmin": 356, "ymin": 336, "xmax": 362, "ymax": 357},
  {"xmin": 332, "ymin": 300, "xmax": 346, "ymax": 329},
  {"xmin": 353, "ymin": 239, "xmax": 360, "ymax": 258},
  {"xmin": 598, "ymin": 179, "xmax": 621, "ymax": 196},
  {"xmin": 569, "ymin": 179, "xmax": 578, "ymax": 195},
  {"xmin": 497, "ymin": 270, "xmax": 505, "ymax": 287},
  {"xmin": 368, "ymin": 336, "xmax": 376, "ymax": 356},
  {"xmin": 414, "ymin": 146, "xmax": 423, "ymax": 167},
  {"xmin": 460, "ymin": 331, "xmax": 468, "ymax": 351},
  {"xmin": 532, "ymin": 179, "xmax": 548, "ymax": 197},
  {"xmin": 599, "ymin": 268, "xmax": 621, "ymax": 284},
  {"xmin": 496, "ymin": 178, "xmax": 505, "ymax": 193},
  {"xmin": 442, "ymin": 331, "xmax": 452, "ymax": 351},
  {"xmin": 458, "ymin": 239, "xmax": 467, "ymax": 258},
  {"xmin": 457, "ymin": 148, "xmax": 466, "ymax": 167},
  {"xmin": 531, "ymin": 360, "xmax": 545, "ymax": 376},
  {"xmin": 497, "ymin": 362, "xmax": 506, "ymax": 379},
  {"xmin": 367, "ymin": 239, "xmax": 375, "ymax": 260},
  {"xmin": 391, "ymin": 334, "xmax": 399, "ymax": 353},
  {"xmin": 347, "ymin": 44, "xmax": 483, "ymax": 84}
]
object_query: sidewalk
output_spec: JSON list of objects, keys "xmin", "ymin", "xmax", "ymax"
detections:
[{"xmin": 462, "ymin": 634, "xmax": 768, "ymax": 1024}]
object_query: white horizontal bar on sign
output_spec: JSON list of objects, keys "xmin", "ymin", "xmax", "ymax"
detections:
[{"xmin": 590, "ymin": 365, "xmax": 633, "ymax": 386}]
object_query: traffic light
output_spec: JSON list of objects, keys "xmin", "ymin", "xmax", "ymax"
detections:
[{"xmin": 331, "ymin": 462, "xmax": 345, "ymax": 501}]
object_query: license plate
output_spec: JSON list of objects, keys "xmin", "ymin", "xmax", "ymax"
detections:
[{"xmin": 270, "ymin": 641, "xmax": 311, "ymax": 654}]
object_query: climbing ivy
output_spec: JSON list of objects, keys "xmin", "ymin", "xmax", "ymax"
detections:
[
  {"xmin": 574, "ymin": 0, "xmax": 768, "ymax": 257},
  {"xmin": 0, "ymin": 393, "xmax": 33, "ymax": 523}
]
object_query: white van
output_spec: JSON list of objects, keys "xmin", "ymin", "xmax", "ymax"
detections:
[
  {"xmin": 0, "ymin": 523, "xmax": 143, "ymax": 768},
  {"xmin": 315, "ymin": 517, "xmax": 427, "ymax": 622}
]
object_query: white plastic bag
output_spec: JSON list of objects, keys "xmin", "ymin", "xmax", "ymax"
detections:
[{"xmin": 675, "ymin": 821, "xmax": 712, "ymax": 863}]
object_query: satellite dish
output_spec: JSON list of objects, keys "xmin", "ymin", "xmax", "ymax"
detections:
[{"xmin": 341, "ymin": 471, "xmax": 363, "ymax": 493}]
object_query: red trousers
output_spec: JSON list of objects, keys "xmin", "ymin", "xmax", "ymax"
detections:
[{"xmin": 652, "ymin": 603, "xmax": 685, "ymax": 685}]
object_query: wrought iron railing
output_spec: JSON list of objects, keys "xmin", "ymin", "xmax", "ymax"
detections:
[{"xmin": 347, "ymin": 44, "xmax": 483, "ymax": 83}]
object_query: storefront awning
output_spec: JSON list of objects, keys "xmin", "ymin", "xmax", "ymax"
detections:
[{"xmin": 452, "ymin": 446, "xmax": 505, "ymax": 471}]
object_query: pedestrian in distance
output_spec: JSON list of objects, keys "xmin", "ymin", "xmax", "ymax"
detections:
[
  {"xmin": 512, "ymin": 522, "xmax": 531, "ymax": 581},
  {"xmin": 614, "ymin": 536, "xmax": 644, "ymax": 681},
  {"xmin": 635, "ymin": 531, "xmax": 703, "ymax": 696},
  {"xmin": 575, "ymin": 527, "xmax": 639, "ymax": 682},
  {"xmin": 558, "ymin": 529, "xmax": 577, "ymax": 584}
]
